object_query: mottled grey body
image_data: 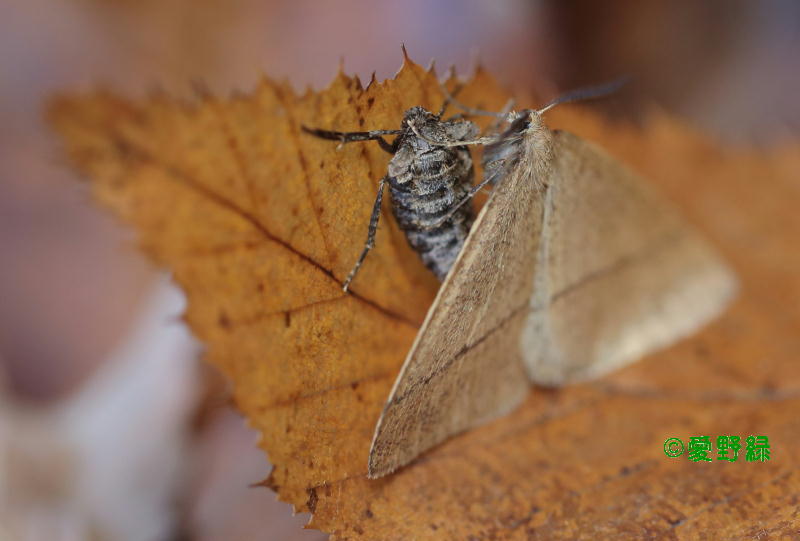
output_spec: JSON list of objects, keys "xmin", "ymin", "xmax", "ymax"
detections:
[
  {"xmin": 304, "ymin": 106, "xmax": 479, "ymax": 288},
  {"xmin": 388, "ymin": 107, "xmax": 477, "ymax": 279}
]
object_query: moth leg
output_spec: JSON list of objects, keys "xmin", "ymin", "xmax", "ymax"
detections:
[
  {"xmin": 487, "ymin": 98, "xmax": 516, "ymax": 133},
  {"xmin": 409, "ymin": 121, "xmax": 500, "ymax": 148},
  {"xmin": 443, "ymin": 101, "xmax": 511, "ymax": 126},
  {"xmin": 343, "ymin": 175, "xmax": 388, "ymax": 292},
  {"xmin": 302, "ymin": 126, "xmax": 401, "ymax": 153},
  {"xmin": 436, "ymin": 81, "xmax": 465, "ymax": 117},
  {"xmin": 438, "ymin": 82, "xmax": 510, "ymax": 119},
  {"xmin": 442, "ymin": 112, "xmax": 466, "ymax": 122},
  {"xmin": 443, "ymin": 98, "xmax": 515, "ymax": 141},
  {"xmin": 422, "ymin": 160, "xmax": 507, "ymax": 230},
  {"xmin": 407, "ymin": 121, "xmax": 497, "ymax": 147}
]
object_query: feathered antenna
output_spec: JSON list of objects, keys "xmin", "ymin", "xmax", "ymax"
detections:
[{"xmin": 536, "ymin": 77, "xmax": 629, "ymax": 114}]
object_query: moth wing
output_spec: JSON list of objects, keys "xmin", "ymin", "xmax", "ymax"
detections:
[
  {"xmin": 367, "ymin": 131, "xmax": 556, "ymax": 478},
  {"xmin": 522, "ymin": 131, "xmax": 737, "ymax": 384}
]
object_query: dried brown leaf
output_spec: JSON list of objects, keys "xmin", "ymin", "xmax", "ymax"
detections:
[{"xmin": 49, "ymin": 57, "xmax": 800, "ymax": 539}]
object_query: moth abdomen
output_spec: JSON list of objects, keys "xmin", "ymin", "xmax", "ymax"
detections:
[
  {"xmin": 388, "ymin": 169, "xmax": 474, "ymax": 280},
  {"xmin": 404, "ymin": 224, "xmax": 469, "ymax": 280}
]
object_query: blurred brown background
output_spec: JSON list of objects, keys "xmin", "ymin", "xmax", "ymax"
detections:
[{"xmin": 0, "ymin": 1, "xmax": 797, "ymax": 540}]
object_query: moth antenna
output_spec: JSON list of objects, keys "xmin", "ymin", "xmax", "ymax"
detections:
[
  {"xmin": 536, "ymin": 77, "xmax": 630, "ymax": 114},
  {"xmin": 439, "ymin": 82, "xmax": 508, "ymax": 119}
]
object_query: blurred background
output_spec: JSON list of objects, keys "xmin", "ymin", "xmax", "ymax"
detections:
[{"xmin": 0, "ymin": 1, "xmax": 797, "ymax": 539}]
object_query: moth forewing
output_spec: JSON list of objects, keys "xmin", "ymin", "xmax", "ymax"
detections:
[
  {"xmin": 368, "ymin": 112, "xmax": 555, "ymax": 478},
  {"xmin": 521, "ymin": 131, "xmax": 738, "ymax": 384}
]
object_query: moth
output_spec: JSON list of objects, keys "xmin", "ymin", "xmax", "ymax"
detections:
[
  {"xmin": 368, "ymin": 99, "xmax": 738, "ymax": 477},
  {"xmin": 303, "ymin": 103, "xmax": 481, "ymax": 291}
]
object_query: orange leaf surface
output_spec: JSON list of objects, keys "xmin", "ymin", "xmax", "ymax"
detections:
[{"xmin": 50, "ymin": 57, "xmax": 800, "ymax": 539}]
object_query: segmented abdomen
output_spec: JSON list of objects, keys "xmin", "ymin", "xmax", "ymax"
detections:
[{"xmin": 388, "ymin": 147, "xmax": 474, "ymax": 280}]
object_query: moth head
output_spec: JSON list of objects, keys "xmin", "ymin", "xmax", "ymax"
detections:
[
  {"xmin": 482, "ymin": 109, "xmax": 549, "ymax": 182},
  {"xmin": 495, "ymin": 110, "xmax": 545, "ymax": 143},
  {"xmin": 401, "ymin": 106, "xmax": 439, "ymax": 129},
  {"xmin": 523, "ymin": 110, "xmax": 546, "ymax": 134},
  {"xmin": 402, "ymin": 106, "xmax": 478, "ymax": 145}
]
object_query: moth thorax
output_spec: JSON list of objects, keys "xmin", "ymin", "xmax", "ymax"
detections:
[{"xmin": 523, "ymin": 111, "xmax": 554, "ymax": 168}]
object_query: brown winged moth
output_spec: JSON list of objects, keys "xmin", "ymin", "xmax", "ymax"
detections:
[{"xmin": 368, "ymin": 94, "xmax": 737, "ymax": 477}]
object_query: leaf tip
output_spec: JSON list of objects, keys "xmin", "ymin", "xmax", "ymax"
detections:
[
  {"xmin": 366, "ymin": 71, "xmax": 377, "ymax": 90},
  {"xmin": 190, "ymin": 78, "xmax": 213, "ymax": 101},
  {"xmin": 469, "ymin": 48, "xmax": 486, "ymax": 80},
  {"xmin": 443, "ymin": 64, "xmax": 458, "ymax": 86},
  {"xmin": 427, "ymin": 58, "xmax": 437, "ymax": 77},
  {"xmin": 250, "ymin": 469, "xmax": 279, "ymax": 491}
]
